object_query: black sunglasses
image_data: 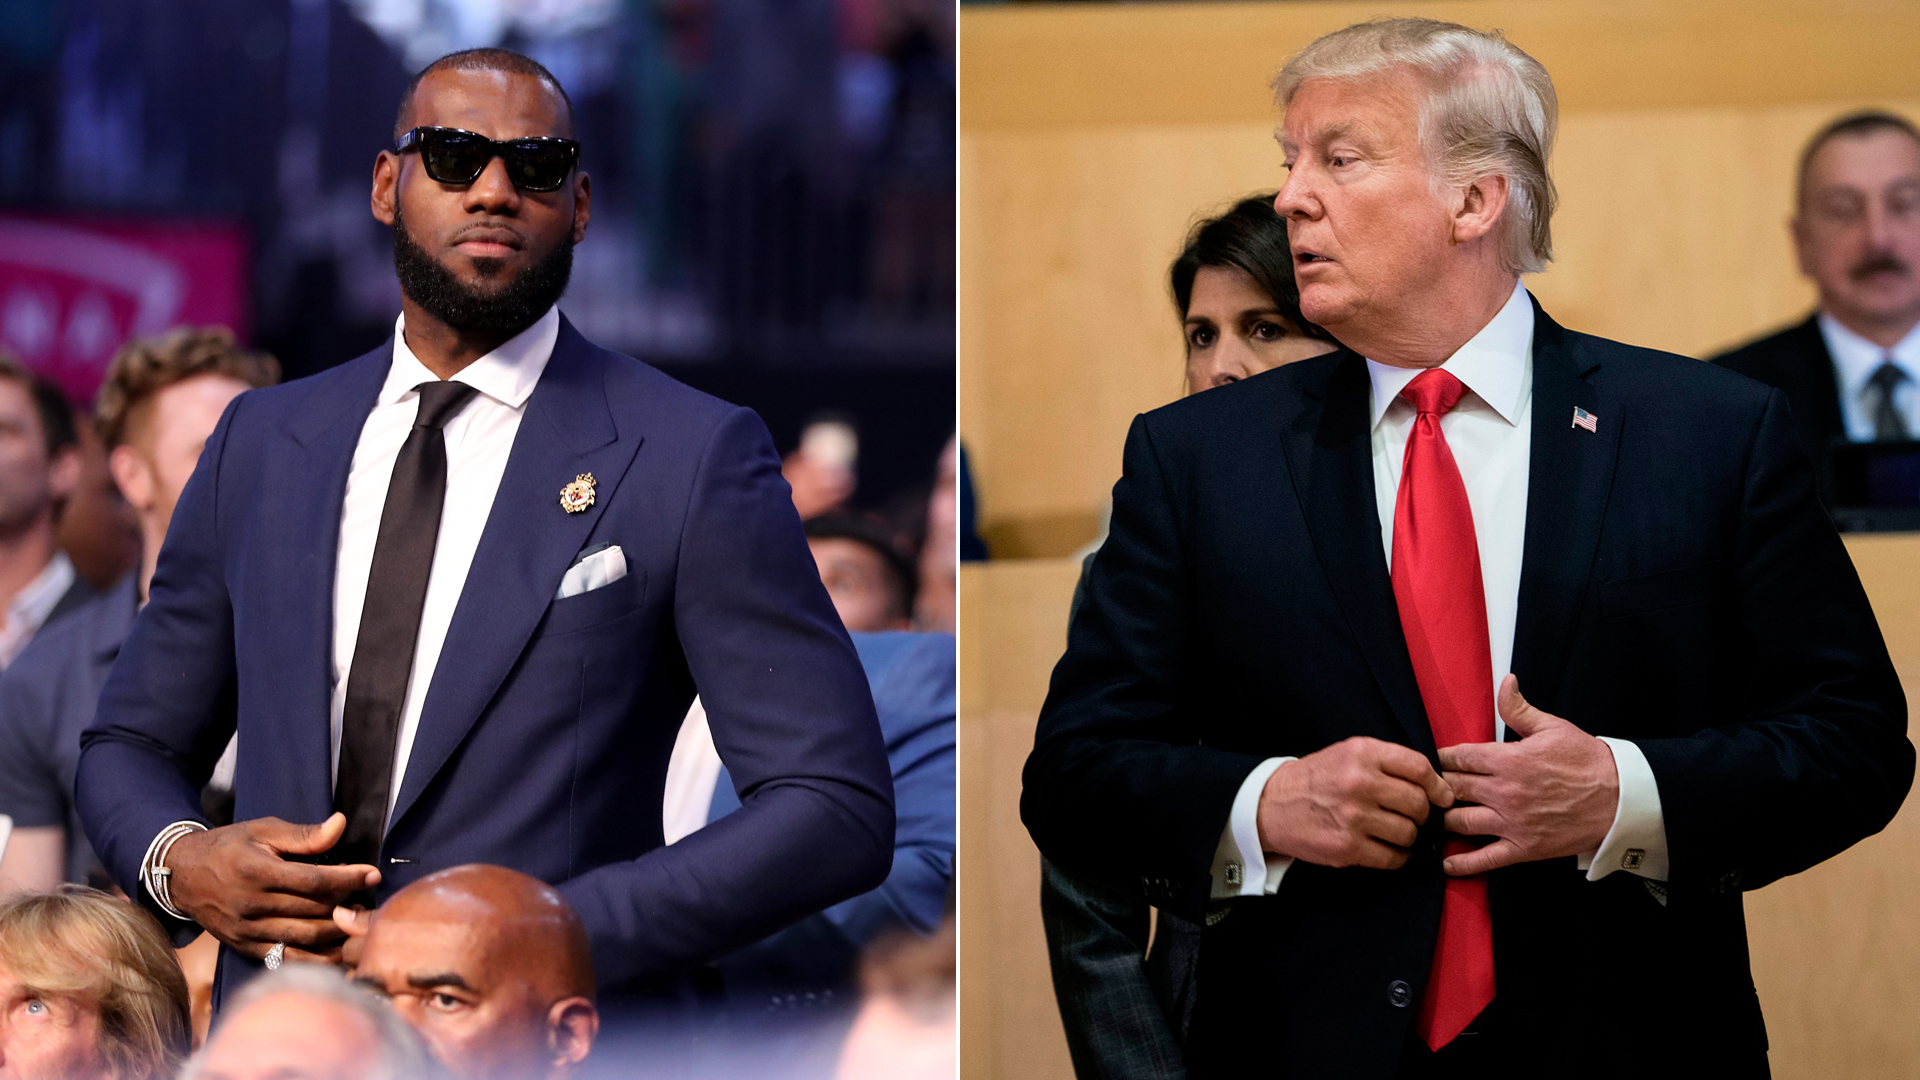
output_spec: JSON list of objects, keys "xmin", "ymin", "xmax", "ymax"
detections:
[{"xmin": 395, "ymin": 126, "xmax": 580, "ymax": 193}]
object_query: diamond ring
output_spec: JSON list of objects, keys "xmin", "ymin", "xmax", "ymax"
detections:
[{"xmin": 264, "ymin": 942, "xmax": 285, "ymax": 970}]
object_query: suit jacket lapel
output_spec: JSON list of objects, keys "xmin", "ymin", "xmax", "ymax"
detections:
[
  {"xmin": 1279, "ymin": 353, "xmax": 1436, "ymax": 758},
  {"xmin": 273, "ymin": 348, "xmax": 390, "ymax": 820},
  {"xmin": 388, "ymin": 318, "xmax": 645, "ymax": 830},
  {"xmin": 1793, "ymin": 314, "xmax": 1847, "ymax": 445},
  {"xmin": 1510, "ymin": 299, "xmax": 1622, "ymax": 721}
]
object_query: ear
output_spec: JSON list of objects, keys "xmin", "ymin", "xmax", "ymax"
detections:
[
  {"xmin": 546, "ymin": 997, "xmax": 598, "ymax": 1068},
  {"xmin": 571, "ymin": 171, "xmax": 592, "ymax": 245},
  {"xmin": 1452, "ymin": 172, "xmax": 1512, "ymax": 246},
  {"xmin": 46, "ymin": 445, "xmax": 81, "ymax": 504},
  {"xmin": 106, "ymin": 444, "xmax": 153, "ymax": 513},
  {"xmin": 372, "ymin": 150, "xmax": 400, "ymax": 227}
]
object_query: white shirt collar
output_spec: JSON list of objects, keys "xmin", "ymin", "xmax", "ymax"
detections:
[
  {"xmin": 8, "ymin": 550, "xmax": 74, "ymax": 629},
  {"xmin": 384, "ymin": 305, "xmax": 561, "ymax": 410},
  {"xmin": 1817, "ymin": 311, "xmax": 1920, "ymax": 400},
  {"xmin": 1366, "ymin": 279, "xmax": 1533, "ymax": 429}
]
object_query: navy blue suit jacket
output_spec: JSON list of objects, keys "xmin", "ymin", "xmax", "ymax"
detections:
[
  {"xmin": 1023, "ymin": 299, "xmax": 1911, "ymax": 1077},
  {"xmin": 705, "ymin": 630, "xmax": 955, "ymax": 1014},
  {"xmin": 76, "ymin": 317, "xmax": 894, "ymax": 999}
]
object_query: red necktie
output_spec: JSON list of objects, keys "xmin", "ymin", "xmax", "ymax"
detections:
[{"xmin": 1390, "ymin": 368, "xmax": 1496, "ymax": 1050}]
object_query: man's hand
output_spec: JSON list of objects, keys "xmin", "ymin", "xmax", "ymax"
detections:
[
  {"xmin": 1438, "ymin": 676, "xmax": 1619, "ymax": 876},
  {"xmin": 1257, "ymin": 736, "xmax": 1453, "ymax": 869},
  {"xmin": 333, "ymin": 905, "xmax": 373, "ymax": 973},
  {"xmin": 165, "ymin": 812, "xmax": 380, "ymax": 963}
]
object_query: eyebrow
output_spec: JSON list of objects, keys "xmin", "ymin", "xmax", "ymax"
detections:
[
  {"xmin": 1279, "ymin": 120, "xmax": 1362, "ymax": 155},
  {"xmin": 407, "ymin": 972, "xmax": 475, "ymax": 992},
  {"xmin": 1317, "ymin": 122, "xmax": 1357, "ymax": 145}
]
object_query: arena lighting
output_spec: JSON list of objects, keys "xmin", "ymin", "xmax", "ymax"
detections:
[{"xmin": 343, "ymin": 0, "xmax": 620, "ymax": 69}]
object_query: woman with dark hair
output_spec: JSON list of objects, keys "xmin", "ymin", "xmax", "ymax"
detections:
[
  {"xmin": 1171, "ymin": 193, "xmax": 1340, "ymax": 392},
  {"xmin": 1040, "ymin": 195, "xmax": 1337, "ymax": 1080}
]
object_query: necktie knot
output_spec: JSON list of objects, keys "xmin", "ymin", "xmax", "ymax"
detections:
[
  {"xmin": 1399, "ymin": 368, "xmax": 1468, "ymax": 418},
  {"xmin": 1867, "ymin": 359, "xmax": 1909, "ymax": 442},
  {"xmin": 1869, "ymin": 358, "xmax": 1908, "ymax": 394},
  {"xmin": 412, "ymin": 381, "xmax": 478, "ymax": 431}
]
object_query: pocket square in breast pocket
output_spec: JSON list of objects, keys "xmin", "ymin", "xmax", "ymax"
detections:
[{"xmin": 557, "ymin": 544, "xmax": 628, "ymax": 600}]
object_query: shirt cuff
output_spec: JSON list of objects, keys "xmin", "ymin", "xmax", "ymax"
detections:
[
  {"xmin": 1211, "ymin": 757, "xmax": 1294, "ymax": 899},
  {"xmin": 1576, "ymin": 737, "xmax": 1668, "ymax": 882}
]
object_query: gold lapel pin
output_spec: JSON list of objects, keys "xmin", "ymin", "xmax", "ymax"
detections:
[{"xmin": 559, "ymin": 473, "xmax": 597, "ymax": 514}]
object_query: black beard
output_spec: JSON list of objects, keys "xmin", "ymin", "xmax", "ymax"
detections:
[{"xmin": 391, "ymin": 206, "xmax": 573, "ymax": 333}]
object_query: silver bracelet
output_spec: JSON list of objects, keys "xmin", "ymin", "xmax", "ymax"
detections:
[{"xmin": 141, "ymin": 821, "xmax": 207, "ymax": 921}]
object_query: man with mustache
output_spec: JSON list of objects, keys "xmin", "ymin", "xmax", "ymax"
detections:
[
  {"xmin": 74, "ymin": 47, "xmax": 893, "ymax": 1018},
  {"xmin": 1715, "ymin": 111, "xmax": 1920, "ymax": 501}
]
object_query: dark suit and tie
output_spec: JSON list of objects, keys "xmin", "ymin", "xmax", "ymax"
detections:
[
  {"xmin": 1713, "ymin": 313, "xmax": 1920, "ymax": 507},
  {"xmin": 1711, "ymin": 316, "xmax": 1846, "ymax": 473},
  {"xmin": 1720, "ymin": 309, "xmax": 1920, "ymax": 490},
  {"xmin": 76, "ymin": 309, "xmax": 894, "ymax": 1004},
  {"xmin": 1022, "ymin": 295, "xmax": 1911, "ymax": 1078}
]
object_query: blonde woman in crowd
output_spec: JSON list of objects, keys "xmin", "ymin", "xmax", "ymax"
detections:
[{"xmin": 0, "ymin": 886, "xmax": 191, "ymax": 1080}]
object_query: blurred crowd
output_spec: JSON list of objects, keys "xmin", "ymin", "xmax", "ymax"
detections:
[
  {"xmin": 784, "ymin": 423, "xmax": 957, "ymax": 635},
  {"xmin": 0, "ymin": 874, "xmax": 953, "ymax": 1080},
  {"xmin": 0, "ymin": 321, "xmax": 956, "ymax": 1079}
]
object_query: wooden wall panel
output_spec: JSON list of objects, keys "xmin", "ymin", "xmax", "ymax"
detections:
[
  {"xmin": 962, "ymin": 0, "xmax": 1920, "ymax": 129},
  {"xmin": 959, "ymin": 562, "xmax": 1083, "ymax": 1080}
]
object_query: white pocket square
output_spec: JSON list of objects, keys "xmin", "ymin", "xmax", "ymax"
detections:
[{"xmin": 556, "ymin": 544, "xmax": 627, "ymax": 600}]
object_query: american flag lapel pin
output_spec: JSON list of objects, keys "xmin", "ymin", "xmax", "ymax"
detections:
[{"xmin": 1571, "ymin": 406, "xmax": 1598, "ymax": 433}]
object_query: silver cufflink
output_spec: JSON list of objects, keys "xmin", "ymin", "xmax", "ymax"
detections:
[
  {"xmin": 1225, "ymin": 862, "xmax": 1243, "ymax": 886},
  {"xmin": 1621, "ymin": 849, "xmax": 1644, "ymax": 871}
]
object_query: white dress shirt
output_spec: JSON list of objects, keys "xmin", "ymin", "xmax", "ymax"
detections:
[
  {"xmin": 1818, "ymin": 312, "xmax": 1920, "ymax": 442},
  {"xmin": 328, "ymin": 307, "xmax": 560, "ymax": 822},
  {"xmin": 141, "ymin": 307, "xmax": 564, "ymax": 901},
  {"xmin": 662, "ymin": 698, "xmax": 726, "ymax": 845},
  {"xmin": 1212, "ymin": 282, "xmax": 1669, "ymax": 899},
  {"xmin": 0, "ymin": 551, "xmax": 74, "ymax": 669}
]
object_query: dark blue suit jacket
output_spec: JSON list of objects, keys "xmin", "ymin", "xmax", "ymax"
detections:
[
  {"xmin": 76, "ymin": 316, "xmax": 894, "ymax": 999},
  {"xmin": 1023, "ymin": 298, "xmax": 1912, "ymax": 1078},
  {"xmin": 705, "ymin": 631, "xmax": 955, "ymax": 1014}
]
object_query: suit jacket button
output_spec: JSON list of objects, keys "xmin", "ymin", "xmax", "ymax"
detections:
[{"xmin": 1388, "ymin": 980, "xmax": 1413, "ymax": 1008}]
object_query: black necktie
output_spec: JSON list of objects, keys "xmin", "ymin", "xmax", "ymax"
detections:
[
  {"xmin": 334, "ymin": 380, "xmax": 478, "ymax": 869},
  {"xmin": 1868, "ymin": 358, "xmax": 1909, "ymax": 442}
]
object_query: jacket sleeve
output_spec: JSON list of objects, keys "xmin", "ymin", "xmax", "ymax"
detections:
[
  {"xmin": 557, "ymin": 406, "xmax": 895, "ymax": 988},
  {"xmin": 709, "ymin": 632, "xmax": 955, "ymax": 994},
  {"xmin": 1636, "ymin": 387, "xmax": 1913, "ymax": 892},
  {"xmin": 1021, "ymin": 414, "xmax": 1265, "ymax": 922},
  {"xmin": 76, "ymin": 396, "xmax": 243, "ymax": 941}
]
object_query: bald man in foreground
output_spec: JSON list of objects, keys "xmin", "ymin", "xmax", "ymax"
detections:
[
  {"xmin": 191, "ymin": 966, "xmax": 433, "ymax": 1080},
  {"xmin": 345, "ymin": 865, "xmax": 599, "ymax": 1080}
]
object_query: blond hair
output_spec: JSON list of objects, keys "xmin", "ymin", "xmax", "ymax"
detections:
[
  {"xmin": 0, "ymin": 888, "xmax": 191, "ymax": 1080},
  {"xmin": 1273, "ymin": 17, "xmax": 1559, "ymax": 275},
  {"xmin": 94, "ymin": 326, "xmax": 278, "ymax": 451}
]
